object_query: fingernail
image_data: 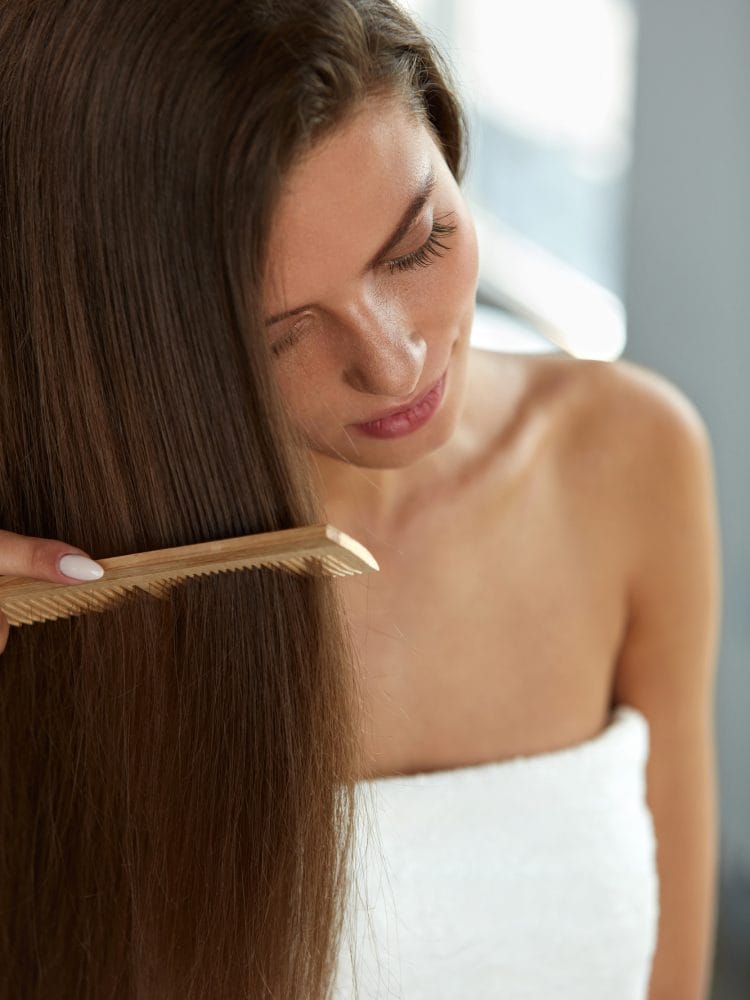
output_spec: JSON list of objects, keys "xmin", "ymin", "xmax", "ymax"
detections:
[{"xmin": 58, "ymin": 554, "xmax": 105, "ymax": 581}]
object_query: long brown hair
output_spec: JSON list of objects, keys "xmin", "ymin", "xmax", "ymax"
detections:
[{"xmin": 0, "ymin": 1, "xmax": 465, "ymax": 996}]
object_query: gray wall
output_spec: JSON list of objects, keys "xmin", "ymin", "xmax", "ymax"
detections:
[{"xmin": 624, "ymin": 1, "xmax": 750, "ymax": 994}]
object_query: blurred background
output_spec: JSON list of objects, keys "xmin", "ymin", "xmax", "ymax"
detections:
[{"xmin": 402, "ymin": 1, "xmax": 750, "ymax": 996}]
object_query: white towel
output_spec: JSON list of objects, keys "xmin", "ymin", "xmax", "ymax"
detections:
[{"xmin": 333, "ymin": 705, "xmax": 659, "ymax": 999}]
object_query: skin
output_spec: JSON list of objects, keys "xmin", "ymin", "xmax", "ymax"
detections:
[{"xmin": 1, "ymin": 94, "xmax": 720, "ymax": 999}]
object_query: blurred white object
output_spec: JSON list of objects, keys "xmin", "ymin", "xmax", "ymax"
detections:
[
  {"xmin": 403, "ymin": 0, "xmax": 636, "ymax": 163},
  {"xmin": 458, "ymin": 0, "xmax": 636, "ymax": 161},
  {"xmin": 474, "ymin": 210, "xmax": 627, "ymax": 360},
  {"xmin": 471, "ymin": 303, "xmax": 556, "ymax": 355}
]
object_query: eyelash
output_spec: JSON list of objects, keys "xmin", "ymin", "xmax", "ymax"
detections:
[
  {"xmin": 270, "ymin": 321, "xmax": 307, "ymax": 357},
  {"xmin": 385, "ymin": 216, "xmax": 458, "ymax": 274},
  {"xmin": 270, "ymin": 216, "xmax": 458, "ymax": 356}
]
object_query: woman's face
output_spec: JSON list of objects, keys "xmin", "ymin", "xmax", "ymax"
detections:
[{"xmin": 263, "ymin": 94, "xmax": 479, "ymax": 470}]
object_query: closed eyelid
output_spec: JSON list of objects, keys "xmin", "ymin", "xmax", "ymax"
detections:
[
  {"xmin": 384, "ymin": 214, "xmax": 458, "ymax": 275},
  {"xmin": 381, "ymin": 210, "xmax": 432, "ymax": 261},
  {"xmin": 364, "ymin": 171, "xmax": 437, "ymax": 272},
  {"xmin": 269, "ymin": 311, "xmax": 317, "ymax": 355}
]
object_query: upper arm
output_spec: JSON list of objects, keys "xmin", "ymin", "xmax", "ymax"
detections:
[{"xmin": 608, "ymin": 360, "xmax": 721, "ymax": 1000}]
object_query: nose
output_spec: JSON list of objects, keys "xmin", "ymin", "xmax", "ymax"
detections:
[{"xmin": 339, "ymin": 295, "xmax": 426, "ymax": 400}]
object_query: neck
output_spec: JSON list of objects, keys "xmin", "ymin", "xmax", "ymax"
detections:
[
  {"xmin": 307, "ymin": 450, "xmax": 423, "ymax": 536},
  {"xmin": 306, "ymin": 421, "xmax": 476, "ymax": 541}
]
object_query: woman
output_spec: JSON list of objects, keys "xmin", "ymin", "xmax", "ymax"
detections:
[{"xmin": 0, "ymin": 1, "xmax": 720, "ymax": 998}]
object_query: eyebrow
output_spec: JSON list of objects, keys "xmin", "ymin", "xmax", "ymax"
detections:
[{"xmin": 264, "ymin": 166, "xmax": 437, "ymax": 328}]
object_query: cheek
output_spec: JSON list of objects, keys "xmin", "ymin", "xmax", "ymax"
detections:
[
  {"xmin": 274, "ymin": 366, "xmax": 315, "ymax": 422},
  {"xmin": 272, "ymin": 356, "xmax": 342, "ymax": 437}
]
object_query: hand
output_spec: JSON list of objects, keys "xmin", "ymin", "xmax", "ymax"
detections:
[{"xmin": 0, "ymin": 529, "xmax": 104, "ymax": 653}]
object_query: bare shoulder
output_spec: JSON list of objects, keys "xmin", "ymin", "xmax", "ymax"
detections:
[
  {"xmin": 498, "ymin": 350, "xmax": 719, "ymax": 601},
  {"xmin": 526, "ymin": 352, "xmax": 709, "ymax": 448},
  {"xmin": 472, "ymin": 347, "xmax": 715, "ymax": 533},
  {"xmin": 579, "ymin": 355, "xmax": 710, "ymax": 455},
  {"xmin": 576, "ymin": 357, "xmax": 715, "ymax": 540},
  {"xmin": 524, "ymin": 352, "xmax": 720, "ymax": 673},
  {"xmin": 512, "ymin": 352, "xmax": 714, "ymax": 492}
]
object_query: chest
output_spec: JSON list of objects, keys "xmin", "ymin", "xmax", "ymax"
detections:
[{"xmin": 337, "ymin": 463, "xmax": 627, "ymax": 778}]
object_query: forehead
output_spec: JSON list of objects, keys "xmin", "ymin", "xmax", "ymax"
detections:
[{"xmin": 264, "ymin": 97, "xmax": 439, "ymax": 302}]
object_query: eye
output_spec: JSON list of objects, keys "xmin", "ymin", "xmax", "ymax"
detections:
[
  {"xmin": 270, "ymin": 315, "xmax": 310, "ymax": 357},
  {"xmin": 385, "ymin": 214, "xmax": 458, "ymax": 275}
]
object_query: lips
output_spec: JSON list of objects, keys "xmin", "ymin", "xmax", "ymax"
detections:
[
  {"xmin": 350, "ymin": 370, "xmax": 447, "ymax": 440},
  {"xmin": 355, "ymin": 373, "xmax": 443, "ymax": 425}
]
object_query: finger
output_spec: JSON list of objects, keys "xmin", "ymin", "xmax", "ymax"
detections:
[{"xmin": 0, "ymin": 529, "xmax": 104, "ymax": 584}]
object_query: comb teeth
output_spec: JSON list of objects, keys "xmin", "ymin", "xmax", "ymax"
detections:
[
  {"xmin": 2, "ymin": 602, "xmax": 35, "ymax": 626},
  {"xmin": 321, "ymin": 555, "xmax": 357, "ymax": 577},
  {"xmin": 136, "ymin": 578, "xmax": 176, "ymax": 597},
  {"xmin": 0, "ymin": 523, "xmax": 379, "ymax": 627},
  {"xmin": 279, "ymin": 557, "xmax": 309, "ymax": 576},
  {"xmin": 27, "ymin": 597, "xmax": 66, "ymax": 622}
]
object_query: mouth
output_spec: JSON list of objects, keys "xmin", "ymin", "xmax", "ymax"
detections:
[{"xmin": 349, "ymin": 369, "xmax": 448, "ymax": 440}]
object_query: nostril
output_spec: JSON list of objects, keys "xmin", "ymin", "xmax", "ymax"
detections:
[
  {"xmin": 342, "ymin": 359, "xmax": 423, "ymax": 399},
  {"xmin": 342, "ymin": 335, "xmax": 426, "ymax": 398}
]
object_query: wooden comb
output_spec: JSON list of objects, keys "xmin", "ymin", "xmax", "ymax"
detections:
[{"xmin": 0, "ymin": 523, "xmax": 378, "ymax": 628}]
